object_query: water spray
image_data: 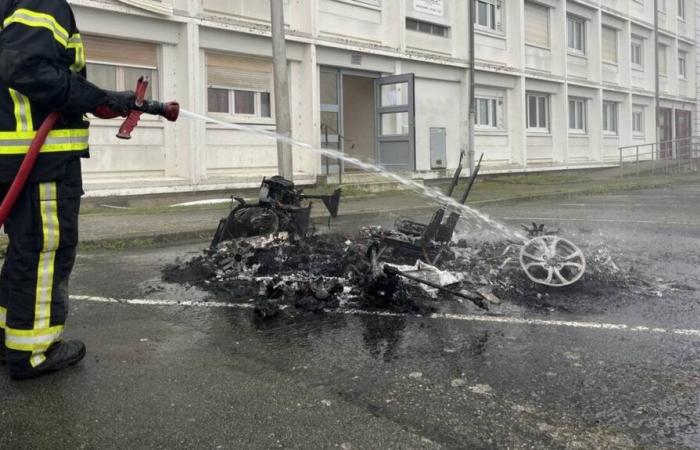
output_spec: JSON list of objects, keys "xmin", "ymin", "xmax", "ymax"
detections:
[{"xmin": 178, "ymin": 109, "xmax": 527, "ymax": 243}]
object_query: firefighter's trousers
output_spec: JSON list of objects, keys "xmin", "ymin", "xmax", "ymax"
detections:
[{"xmin": 0, "ymin": 159, "xmax": 82, "ymax": 370}]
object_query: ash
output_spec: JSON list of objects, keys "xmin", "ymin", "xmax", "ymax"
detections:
[{"xmin": 162, "ymin": 227, "xmax": 667, "ymax": 319}]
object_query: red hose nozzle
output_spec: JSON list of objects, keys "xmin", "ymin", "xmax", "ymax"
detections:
[{"xmin": 162, "ymin": 102, "xmax": 179, "ymax": 122}]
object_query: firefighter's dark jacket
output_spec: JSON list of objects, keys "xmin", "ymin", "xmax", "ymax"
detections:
[{"xmin": 0, "ymin": 0, "xmax": 108, "ymax": 183}]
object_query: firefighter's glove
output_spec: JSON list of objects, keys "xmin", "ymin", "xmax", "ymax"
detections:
[{"xmin": 93, "ymin": 90, "xmax": 137, "ymax": 119}]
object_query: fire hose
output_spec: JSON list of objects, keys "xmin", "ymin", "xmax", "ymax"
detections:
[{"xmin": 0, "ymin": 76, "xmax": 178, "ymax": 227}]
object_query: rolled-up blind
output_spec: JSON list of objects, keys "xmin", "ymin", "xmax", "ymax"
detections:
[
  {"xmin": 602, "ymin": 27, "xmax": 618, "ymax": 63},
  {"xmin": 524, "ymin": 2, "xmax": 549, "ymax": 47},
  {"xmin": 206, "ymin": 53, "xmax": 272, "ymax": 92},
  {"xmin": 83, "ymin": 35, "xmax": 158, "ymax": 67}
]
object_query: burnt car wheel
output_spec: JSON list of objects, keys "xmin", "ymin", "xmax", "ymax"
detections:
[{"xmin": 519, "ymin": 236, "xmax": 586, "ymax": 287}]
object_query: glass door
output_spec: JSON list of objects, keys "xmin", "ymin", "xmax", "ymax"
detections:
[
  {"xmin": 374, "ymin": 74, "xmax": 416, "ymax": 171},
  {"xmin": 320, "ymin": 69, "xmax": 342, "ymax": 178}
]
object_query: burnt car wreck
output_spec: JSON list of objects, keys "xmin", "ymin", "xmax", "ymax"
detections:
[{"xmin": 165, "ymin": 159, "xmax": 589, "ymax": 318}]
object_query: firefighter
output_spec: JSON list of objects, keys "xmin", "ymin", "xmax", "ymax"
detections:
[{"xmin": 0, "ymin": 0, "xmax": 137, "ymax": 380}]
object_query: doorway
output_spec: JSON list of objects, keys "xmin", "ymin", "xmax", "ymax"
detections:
[{"xmin": 320, "ymin": 67, "xmax": 416, "ymax": 174}]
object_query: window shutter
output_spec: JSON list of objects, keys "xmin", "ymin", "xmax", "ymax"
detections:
[
  {"xmin": 602, "ymin": 27, "xmax": 618, "ymax": 63},
  {"xmin": 495, "ymin": 0, "xmax": 504, "ymax": 32},
  {"xmin": 524, "ymin": 2, "xmax": 549, "ymax": 47},
  {"xmin": 496, "ymin": 96, "xmax": 504, "ymax": 128},
  {"xmin": 83, "ymin": 35, "xmax": 158, "ymax": 67},
  {"xmin": 206, "ymin": 53, "xmax": 273, "ymax": 92}
]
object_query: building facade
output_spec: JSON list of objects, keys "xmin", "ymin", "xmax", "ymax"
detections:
[{"xmin": 67, "ymin": 0, "xmax": 698, "ymax": 195}]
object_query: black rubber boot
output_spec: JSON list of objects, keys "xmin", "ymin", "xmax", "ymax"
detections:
[{"xmin": 9, "ymin": 340, "xmax": 86, "ymax": 381}]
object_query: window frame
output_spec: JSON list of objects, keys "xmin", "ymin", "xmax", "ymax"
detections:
[
  {"xmin": 678, "ymin": 50, "xmax": 687, "ymax": 79},
  {"xmin": 631, "ymin": 38, "xmax": 644, "ymax": 69},
  {"xmin": 568, "ymin": 97, "xmax": 587, "ymax": 134},
  {"xmin": 405, "ymin": 18, "xmax": 451, "ymax": 38},
  {"xmin": 207, "ymin": 85, "xmax": 273, "ymax": 120},
  {"xmin": 526, "ymin": 93, "xmax": 550, "ymax": 133},
  {"xmin": 474, "ymin": 0, "xmax": 504, "ymax": 35},
  {"xmin": 602, "ymin": 101, "xmax": 619, "ymax": 135},
  {"xmin": 678, "ymin": 0, "xmax": 685, "ymax": 20},
  {"xmin": 86, "ymin": 61, "xmax": 160, "ymax": 121},
  {"xmin": 474, "ymin": 96, "xmax": 499, "ymax": 130},
  {"xmin": 567, "ymin": 15, "xmax": 586, "ymax": 55},
  {"xmin": 632, "ymin": 106, "xmax": 645, "ymax": 137}
]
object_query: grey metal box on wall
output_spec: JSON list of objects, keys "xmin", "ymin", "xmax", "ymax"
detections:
[{"xmin": 430, "ymin": 127, "xmax": 447, "ymax": 169}]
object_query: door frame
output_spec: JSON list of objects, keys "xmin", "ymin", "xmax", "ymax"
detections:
[
  {"xmin": 374, "ymin": 73, "xmax": 416, "ymax": 172},
  {"xmin": 319, "ymin": 66, "xmax": 381, "ymax": 174}
]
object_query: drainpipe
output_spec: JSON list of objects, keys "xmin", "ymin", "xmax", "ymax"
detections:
[
  {"xmin": 654, "ymin": 0, "xmax": 660, "ymax": 160},
  {"xmin": 468, "ymin": 0, "xmax": 476, "ymax": 175}
]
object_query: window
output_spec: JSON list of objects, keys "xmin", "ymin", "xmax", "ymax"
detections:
[
  {"xmin": 568, "ymin": 98, "xmax": 586, "ymax": 132},
  {"xmin": 84, "ymin": 35, "xmax": 159, "ymax": 101},
  {"xmin": 567, "ymin": 16, "xmax": 585, "ymax": 54},
  {"xmin": 632, "ymin": 106, "xmax": 645, "ymax": 136},
  {"xmin": 526, "ymin": 93, "xmax": 549, "ymax": 131},
  {"xmin": 658, "ymin": 45, "xmax": 668, "ymax": 75},
  {"xmin": 602, "ymin": 27, "xmax": 618, "ymax": 63},
  {"xmin": 602, "ymin": 101, "xmax": 618, "ymax": 134},
  {"xmin": 524, "ymin": 2, "xmax": 549, "ymax": 48},
  {"xmin": 475, "ymin": 97, "xmax": 504, "ymax": 129},
  {"xmin": 678, "ymin": 0, "xmax": 685, "ymax": 19},
  {"xmin": 678, "ymin": 50, "xmax": 687, "ymax": 79},
  {"xmin": 475, "ymin": 0, "xmax": 503, "ymax": 33},
  {"xmin": 631, "ymin": 38, "xmax": 644, "ymax": 68},
  {"xmin": 659, "ymin": 0, "xmax": 667, "ymax": 12},
  {"xmin": 406, "ymin": 18, "xmax": 450, "ymax": 38},
  {"xmin": 206, "ymin": 53, "xmax": 273, "ymax": 119}
]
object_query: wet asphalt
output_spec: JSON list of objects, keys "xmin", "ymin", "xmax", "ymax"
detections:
[{"xmin": 1, "ymin": 184, "xmax": 700, "ymax": 449}]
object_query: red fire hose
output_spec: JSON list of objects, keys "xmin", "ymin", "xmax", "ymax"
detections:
[
  {"xmin": 0, "ymin": 111, "xmax": 60, "ymax": 227},
  {"xmin": 0, "ymin": 76, "xmax": 178, "ymax": 227}
]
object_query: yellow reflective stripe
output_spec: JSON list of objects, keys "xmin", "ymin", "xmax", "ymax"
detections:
[
  {"xmin": 35, "ymin": 183, "xmax": 59, "ymax": 331},
  {"xmin": 8, "ymin": 89, "xmax": 33, "ymax": 132},
  {"xmin": 0, "ymin": 305, "xmax": 6, "ymax": 328},
  {"xmin": 8, "ymin": 89, "xmax": 22, "ymax": 132},
  {"xmin": 2, "ymin": 9, "xmax": 69, "ymax": 47},
  {"xmin": 67, "ymin": 34, "xmax": 85, "ymax": 72},
  {"xmin": 22, "ymin": 93, "xmax": 33, "ymax": 131},
  {"xmin": 30, "ymin": 353, "xmax": 46, "ymax": 368},
  {"xmin": 0, "ymin": 129, "xmax": 89, "ymax": 140},
  {"xmin": 0, "ymin": 129, "xmax": 89, "ymax": 155},
  {"xmin": 0, "ymin": 143, "xmax": 89, "ymax": 154},
  {"xmin": 4, "ymin": 325, "xmax": 64, "ymax": 352}
]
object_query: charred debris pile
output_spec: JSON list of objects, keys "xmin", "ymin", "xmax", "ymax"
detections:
[
  {"xmin": 162, "ymin": 227, "xmax": 638, "ymax": 319},
  {"xmin": 162, "ymin": 169, "xmax": 661, "ymax": 319}
]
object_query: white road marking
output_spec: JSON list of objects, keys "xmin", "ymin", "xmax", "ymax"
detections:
[
  {"xmin": 170, "ymin": 199, "xmax": 232, "ymax": 207},
  {"xmin": 501, "ymin": 216, "xmax": 694, "ymax": 226},
  {"xmin": 558, "ymin": 203, "xmax": 690, "ymax": 208},
  {"xmin": 71, "ymin": 295, "xmax": 700, "ymax": 338}
]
